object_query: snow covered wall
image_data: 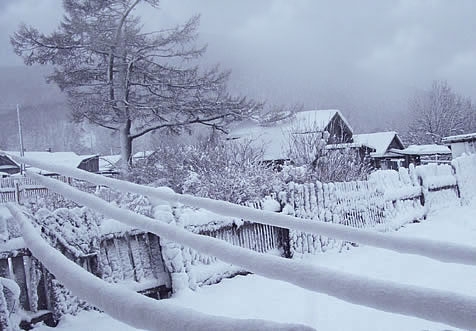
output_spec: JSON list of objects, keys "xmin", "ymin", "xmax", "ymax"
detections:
[
  {"xmin": 415, "ymin": 163, "xmax": 460, "ymax": 209},
  {"xmin": 452, "ymin": 153, "xmax": 476, "ymax": 204}
]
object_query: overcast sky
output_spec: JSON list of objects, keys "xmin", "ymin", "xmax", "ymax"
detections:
[{"xmin": 1, "ymin": 0, "xmax": 476, "ymax": 131}]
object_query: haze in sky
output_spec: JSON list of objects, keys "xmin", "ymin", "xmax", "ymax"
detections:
[{"xmin": 1, "ymin": 0, "xmax": 475, "ymax": 131}]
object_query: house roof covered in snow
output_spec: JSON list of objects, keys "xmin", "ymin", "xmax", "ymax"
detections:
[
  {"xmin": 353, "ymin": 131, "xmax": 404, "ymax": 157},
  {"xmin": 5, "ymin": 151, "xmax": 97, "ymax": 168},
  {"xmin": 99, "ymin": 155, "xmax": 121, "ymax": 172},
  {"xmin": 227, "ymin": 109, "xmax": 351, "ymax": 161},
  {"xmin": 390, "ymin": 144, "xmax": 451, "ymax": 156},
  {"xmin": 442, "ymin": 132, "xmax": 476, "ymax": 144},
  {"xmin": 2, "ymin": 151, "xmax": 98, "ymax": 175}
]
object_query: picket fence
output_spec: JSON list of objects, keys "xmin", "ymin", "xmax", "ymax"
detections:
[{"xmin": 0, "ymin": 161, "xmax": 468, "ymax": 329}]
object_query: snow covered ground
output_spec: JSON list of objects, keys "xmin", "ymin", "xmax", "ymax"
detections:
[{"xmin": 35, "ymin": 202, "xmax": 476, "ymax": 331}]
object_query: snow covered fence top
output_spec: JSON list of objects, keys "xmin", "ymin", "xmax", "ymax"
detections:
[
  {"xmin": 17, "ymin": 173, "xmax": 476, "ymax": 330},
  {"xmin": 6, "ymin": 204, "xmax": 314, "ymax": 331},
  {"xmin": 8, "ymin": 152, "xmax": 476, "ymax": 267}
]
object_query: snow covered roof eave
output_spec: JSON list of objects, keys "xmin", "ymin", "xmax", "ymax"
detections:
[
  {"xmin": 370, "ymin": 151, "xmax": 406, "ymax": 158},
  {"xmin": 442, "ymin": 132, "xmax": 476, "ymax": 144},
  {"xmin": 389, "ymin": 146, "xmax": 451, "ymax": 156},
  {"xmin": 326, "ymin": 142, "xmax": 375, "ymax": 151}
]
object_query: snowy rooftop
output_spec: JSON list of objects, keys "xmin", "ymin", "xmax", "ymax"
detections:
[
  {"xmin": 228, "ymin": 109, "xmax": 350, "ymax": 161},
  {"xmin": 5, "ymin": 151, "xmax": 97, "ymax": 169},
  {"xmin": 442, "ymin": 132, "xmax": 476, "ymax": 144},
  {"xmin": 353, "ymin": 131, "xmax": 403, "ymax": 156},
  {"xmin": 99, "ymin": 155, "xmax": 121, "ymax": 172},
  {"xmin": 391, "ymin": 145, "xmax": 451, "ymax": 156}
]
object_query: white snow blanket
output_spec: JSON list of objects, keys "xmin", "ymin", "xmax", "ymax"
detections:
[{"xmin": 20, "ymin": 172, "xmax": 476, "ymax": 330}]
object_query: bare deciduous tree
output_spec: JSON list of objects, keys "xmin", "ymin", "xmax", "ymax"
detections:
[
  {"xmin": 11, "ymin": 0, "xmax": 261, "ymax": 169},
  {"xmin": 285, "ymin": 121, "xmax": 370, "ymax": 183},
  {"xmin": 407, "ymin": 80, "xmax": 475, "ymax": 144}
]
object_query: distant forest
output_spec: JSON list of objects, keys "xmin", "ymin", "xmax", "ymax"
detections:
[{"xmin": 0, "ymin": 66, "xmax": 119, "ymax": 154}]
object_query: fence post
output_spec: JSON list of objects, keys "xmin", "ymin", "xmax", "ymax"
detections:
[
  {"xmin": 417, "ymin": 176, "xmax": 425, "ymax": 207},
  {"xmin": 14, "ymin": 181, "xmax": 21, "ymax": 205},
  {"xmin": 450, "ymin": 164, "xmax": 461, "ymax": 199}
]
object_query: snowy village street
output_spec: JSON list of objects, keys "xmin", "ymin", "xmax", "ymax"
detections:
[{"xmin": 35, "ymin": 201, "xmax": 476, "ymax": 331}]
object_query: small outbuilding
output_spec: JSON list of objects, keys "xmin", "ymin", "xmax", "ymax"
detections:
[
  {"xmin": 389, "ymin": 144, "xmax": 452, "ymax": 167},
  {"xmin": 352, "ymin": 131, "xmax": 405, "ymax": 170},
  {"xmin": 442, "ymin": 132, "xmax": 476, "ymax": 158}
]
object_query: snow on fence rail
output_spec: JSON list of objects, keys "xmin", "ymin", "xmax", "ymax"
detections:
[
  {"xmin": 0, "ymin": 205, "xmax": 288, "ymax": 327},
  {"xmin": 14, "ymin": 172, "xmax": 476, "ymax": 330},
  {"xmin": 13, "ymin": 153, "xmax": 476, "ymax": 266},
  {"xmin": 7, "ymin": 204, "xmax": 312, "ymax": 331}
]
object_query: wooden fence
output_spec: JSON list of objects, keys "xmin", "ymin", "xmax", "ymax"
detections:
[
  {"xmin": 185, "ymin": 221, "xmax": 289, "ymax": 286},
  {"xmin": 0, "ymin": 228, "xmax": 172, "ymax": 329},
  {"xmin": 0, "ymin": 161, "xmax": 467, "ymax": 329},
  {"xmin": 0, "ymin": 176, "xmax": 93, "ymax": 204},
  {"xmin": 0, "ymin": 215, "xmax": 286, "ymax": 329},
  {"xmin": 279, "ymin": 164, "xmax": 461, "ymax": 256}
]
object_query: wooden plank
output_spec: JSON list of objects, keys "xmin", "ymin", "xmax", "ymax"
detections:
[
  {"xmin": 128, "ymin": 235, "xmax": 144, "ymax": 282},
  {"xmin": 35, "ymin": 265, "xmax": 49, "ymax": 311},
  {"xmin": 256, "ymin": 224, "xmax": 264, "ymax": 253},
  {"xmin": 11, "ymin": 256, "xmax": 30, "ymax": 310},
  {"xmin": 151, "ymin": 235, "xmax": 171, "ymax": 288},
  {"xmin": 137, "ymin": 234, "xmax": 154, "ymax": 279},
  {"xmin": 114, "ymin": 238, "xmax": 134, "ymax": 281},
  {"xmin": 104, "ymin": 239, "xmax": 123, "ymax": 282}
]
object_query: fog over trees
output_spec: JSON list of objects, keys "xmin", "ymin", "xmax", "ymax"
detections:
[
  {"xmin": 1, "ymin": 1, "xmax": 476, "ymax": 156},
  {"xmin": 406, "ymin": 80, "xmax": 476, "ymax": 144},
  {"xmin": 10, "ymin": 0, "xmax": 263, "ymax": 167}
]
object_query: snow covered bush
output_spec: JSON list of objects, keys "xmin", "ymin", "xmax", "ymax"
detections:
[
  {"xmin": 34, "ymin": 207, "xmax": 101, "ymax": 256},
  {"xmin": 24, "ymin": 193, "xmax": 79, "ymax": 214},
  {"xmin": 284, "ymin": 123, "xmax": 371, "ymax": 184},
  {"xmin": 129, "ymin": 133, "xmax": 283, "ymax": 204}
]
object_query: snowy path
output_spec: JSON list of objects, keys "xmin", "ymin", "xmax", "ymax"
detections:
[{"xmin": 36, "ymin": 203, "xmax": 476, "ymax": 331}]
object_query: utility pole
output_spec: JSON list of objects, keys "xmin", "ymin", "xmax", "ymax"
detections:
[{"xmin": 16, "ymin": 104, "xmax": 25, "ymax": 174}]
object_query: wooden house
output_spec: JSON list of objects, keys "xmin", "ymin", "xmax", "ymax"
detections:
[
  {"xmin": 352, "ymin": 131, "xmax": 405, "ymax": 170},
  {"xmin": 0, "ymin": 154, "xmax": 21, "ymax": 175},
  {"xmin": 0, "ymin": 152, "xmax": 99, "ymax": 175},
  {"xmin": 227, "ymin": 109, "xmax": 353, "ymax": 163},
  {"xmin": 442, "ymin": 133, "xmax": 476, "ymax": 158}
]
